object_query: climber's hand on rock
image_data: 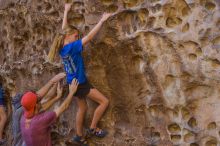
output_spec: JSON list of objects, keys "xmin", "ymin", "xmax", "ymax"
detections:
[
  {"xmin": 100, "ymin": 13, "xmax": 113, "ymax": 23},
  {"xmin": 64, "ymin": 3, "xmax": 72, "ymax": 12}
]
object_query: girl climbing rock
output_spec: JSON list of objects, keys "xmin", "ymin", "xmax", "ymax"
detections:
[{"xmin": 48, "ymin": 3, "xmax": 112, "ymax": 146}]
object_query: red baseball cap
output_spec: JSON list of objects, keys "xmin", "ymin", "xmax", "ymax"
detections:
[{"xmin": 21, "ymin": 91, "xmax": 37, "ymax": 118}]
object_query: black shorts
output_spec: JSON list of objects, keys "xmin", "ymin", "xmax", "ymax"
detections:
[{"xmin": 74, "ymin": 81, "xmax": 94, "ymax": 98}]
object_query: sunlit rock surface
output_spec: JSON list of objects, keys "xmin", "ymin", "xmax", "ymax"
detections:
[{"xmin": 1, "ymin": 0, "xmax": 220, "ymax": 145}]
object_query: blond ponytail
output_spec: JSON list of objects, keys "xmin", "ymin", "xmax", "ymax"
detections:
[
  {"xmin": 48, "ymin": 25, "xmax": 79, "ymax": 62},
  {"xmin": 48, "ymin": 33, "xmax": 64, "ymax": 62}
]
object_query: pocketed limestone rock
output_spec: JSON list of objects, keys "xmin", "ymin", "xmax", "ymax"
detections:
[{"xmin": 1, "ymin": 0, "xmax": 220, "ymax": 145}]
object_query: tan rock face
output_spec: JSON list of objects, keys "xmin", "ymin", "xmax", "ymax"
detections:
[{"xmin": 1, "ymin": 0, "xmax": 220, "ymax": 145}]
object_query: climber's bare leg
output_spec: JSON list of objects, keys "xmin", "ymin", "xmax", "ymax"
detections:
[{"xmin": 87, "ymin": 89, "xmax": 109, "ymax": 129}]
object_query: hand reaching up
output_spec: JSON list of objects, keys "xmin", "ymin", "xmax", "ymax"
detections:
[
  {"xmin": 65, "ymin": 3, "xmax": 72, "ymax": 12},
  {"xmin": 69, "ymin": 79, "xmax": 79, "ymax": 95},
  {"xmin": 56, "ymin": 82, "xmax": 63, "ymax": 99},
  {"xmin": 51, "ymin": 73, "xmax": 66, "ymax": 84}
]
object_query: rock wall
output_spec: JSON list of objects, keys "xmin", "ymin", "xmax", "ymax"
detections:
[{"xmin": 1, "ymin": 0, "xmax": 220, "ymax": 145}]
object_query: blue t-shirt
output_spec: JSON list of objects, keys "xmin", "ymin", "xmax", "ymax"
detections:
[{"xmin": 59, "ymin": 39, "xmax": 87, "ymax": 84}]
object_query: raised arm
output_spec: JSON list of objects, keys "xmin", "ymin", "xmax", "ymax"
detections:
[
  {"xmin": 62, "ymin": 3, "xmax": 72, "ymax": 30},
  {"xmin": 42, "ymin": 83, "xmax": 57, "ymax": 102},
  {"xmin": 36, "ymin": 73, "xmax": 66, "ymax": 100},
  {"xmin": 41, "ymin": 82, "xmax": 63, "ymax": 111},
  {"xmin": 54, "ymin": 79, "xmax": 78, "ymax": 117},
  {"xmin": 82, "ymin": 13, "xmax": 112, "ymax": 45}
]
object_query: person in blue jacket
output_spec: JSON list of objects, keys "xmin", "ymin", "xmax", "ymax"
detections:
[{"xmin": 0, "ymin": 83, "xmax": 7, "ymax": 145}]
